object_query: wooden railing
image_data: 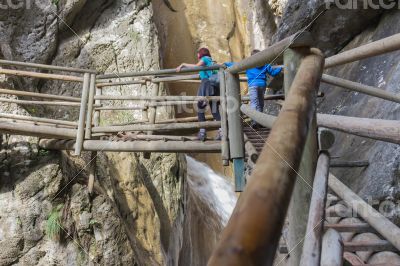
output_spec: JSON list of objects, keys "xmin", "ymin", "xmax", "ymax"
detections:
[
  {"xmin": 2, "ymin": 31, "xmax": 400, "ymax": 266},
  {"xmin": 208, "ymin": 32, "xmax": 400, "ymax": 266}
]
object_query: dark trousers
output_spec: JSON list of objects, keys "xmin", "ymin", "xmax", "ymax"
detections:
[{"xmin": 197, "ymin": 79, "xmax": 221, "ymax": 124}]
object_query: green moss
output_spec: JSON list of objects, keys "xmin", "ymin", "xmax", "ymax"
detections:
[
  {"xmin": 38, "ymin": 149, "xmax": 50, "ymax": 157},
  {"xmin": 129, "ymin": 30, "xmax": 140, "ymax": 42},
  {"xmin": 46, "ymin": 203, "xmax": 64, "ymax": 240}
]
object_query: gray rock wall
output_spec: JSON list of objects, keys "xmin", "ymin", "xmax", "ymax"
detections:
[
  {"xmin": 0, "ymin": 0, "xmax": 185, "ymax": 265},
  {"xmin": 272, "ymin": 2, "xmax": 400, "ymax": 223},
  {"xmin": 319, "ymin": 10, "xmax": 400, "ymax": 224}
]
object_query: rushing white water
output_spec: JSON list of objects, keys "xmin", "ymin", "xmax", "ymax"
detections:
[{"xmin": 185, "ymin": 156, "xmax": 237, "ymax": 225}]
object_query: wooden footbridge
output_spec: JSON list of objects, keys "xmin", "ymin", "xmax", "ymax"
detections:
[{"xmin": 2, "ymin": 31, "xmax": 400, "ymax": 265}]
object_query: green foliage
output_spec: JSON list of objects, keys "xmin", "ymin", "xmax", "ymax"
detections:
[
  {"xmin": 89, "ymin": 219, "xmax": 100, "ymax": 227},
  {"xmin": 46, "ymin": 203, "xmax": 64, "ymax": 240},
  {"xmin": 16, "ymin": 216, "xmax": 22, "ymax": 228},
  {"xmin": 52, "ymin": 0, "xmax": 60, "ymax": 5},
  {"xmin": 38, "ymin": 148, "xmax": 50, "ymax": 157},
  {"xmin": 129, "ymin": 30, "xmax": 140, "ymax": 42}
]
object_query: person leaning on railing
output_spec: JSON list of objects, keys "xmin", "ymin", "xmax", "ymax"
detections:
[
  {"xmin": 225, "ymin": 49, "xmax": 283, "ymax": 129},
  {"xmin": 176, "ymin": 48, "xmax": 222, "ymax": 141}
]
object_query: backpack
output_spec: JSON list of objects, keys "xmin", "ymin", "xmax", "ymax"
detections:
[{"xmin": 209, "ymin": 73, "xmax": 220, "ymax": 87}]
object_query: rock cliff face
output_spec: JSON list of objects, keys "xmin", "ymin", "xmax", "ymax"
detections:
[
  {"xmin": 0, "ymin": 0, "xmax": 185, "ymax": 265},
  {"xmin": 319, "ymin": 10, "xmax": 400, "ymax": 223},
  {"xmin": 271, "ymin": 2, "xmax": 400, "ymax": 222},
  {"xmin": 1, "ymin": 0, "xmax": 400, "ymax": 265}
]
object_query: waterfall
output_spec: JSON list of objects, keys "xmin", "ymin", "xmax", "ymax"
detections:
[
  {"xmin": 175, "ymin": 156, "xmax": 237, "ymax": 266},
  {"xmin": 185, "ymin": 156, "xmax": 237, "ymax": 225}
]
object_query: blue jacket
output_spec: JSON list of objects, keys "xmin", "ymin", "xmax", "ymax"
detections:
[{"xmin": 224, "ymin": 62, "xmax": 282, "ymax": 87}]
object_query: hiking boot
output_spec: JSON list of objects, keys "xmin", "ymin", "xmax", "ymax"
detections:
[
  {"xmin": 197, "ymin": 131, "xmax": 207, "ymax": 141},
  {"xmin": 250, "ymin": 121, "xmax": 260, "ymax": 129},
  {"xmin": 214, "ymin": 129, "xmax": 223, "ymax": 141}
]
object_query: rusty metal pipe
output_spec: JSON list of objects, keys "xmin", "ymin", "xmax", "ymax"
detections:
[{"xmin": 208, "ymin": 52, "xmax": 324, "ymax": 266}]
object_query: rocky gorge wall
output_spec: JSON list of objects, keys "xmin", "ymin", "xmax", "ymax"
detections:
[
  {"xmin": 0, "ymin": 0, "xmax": 186, "ymax": 265},
  {"xmin": 271, "ymin": 1, "xmax": 400, "ymax": 223},
  {"xmin": 1, "ymin": 0, "xmax": 400, "ymax": 265}
]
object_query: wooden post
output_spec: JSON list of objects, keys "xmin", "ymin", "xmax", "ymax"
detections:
[
  {"xmin": 300, "ymin": 152, "xmax": 330, "ymax": 266},
  {"xmin": 219, "ymin": 68, "xmax": 230, "ymax": 166},
  {"xmin": 85, "ymin": 74, "xmax": 96, "ymax": 139},
  {"xmin": 320, "ymin": 229, "xmax": 344, "ymax": 266},
  {"xmin": 147, "ymin": 82, "xmax": 159, "ymax": 127},
  {"xmin": 88, "ymin": 152, "xmax": 96, "ymax": 194},
  {"xmin": 75, "ymin": 73, "xmax": 91, "ymax": 156},
  {"xmin": 225, "ymin": 71, "xmax": 245, "ymax": 191},
  {"xmin": 208, "ymin": 52, "xmax": 324, "ymax": 266},
  {"xmin": 93, "ymin": 86, "xmax": 101, "ymax": 129},
  {"xmin": 88, "ymin": 83, "xmax": 101, "ymax": 194},
  {"xmin": 285, "ymin": 48, "xmax": 320, "ymax": 266},
  {"xmin": 144, "ymin": 82, "xmax": 160, "ymax": 159}
]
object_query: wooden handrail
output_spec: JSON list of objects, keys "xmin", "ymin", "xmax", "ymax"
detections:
[{"xmin": 208, "ymin": 51, "xmax": 324, "ymax": 266}]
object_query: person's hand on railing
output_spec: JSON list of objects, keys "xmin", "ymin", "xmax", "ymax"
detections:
[{"xmin": 176, "ymin": 64, "xmax": 184, "ymax": 72}]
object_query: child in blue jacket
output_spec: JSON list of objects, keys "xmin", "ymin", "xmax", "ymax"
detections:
[{"xmin": 225, "ymin": 49, "xmax": 282, "ymax": 128}]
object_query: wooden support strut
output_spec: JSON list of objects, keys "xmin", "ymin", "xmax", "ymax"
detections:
[
  {"xmin": 144, "ymin": 82, "xmax": 160, "ymax": 158},
  {"xmin": 318, "ymin": 114, "xmax": 400, "ymax": 145},
  {"xmin": 92, "ymin": 121, "xmax": 221, "ymax": 134},
  {"xmin": 0, "ymin": 97, "xmax": 85, "ymax": 107},
  {"xmin": 75, "ymin": 73, "xmax": 91, "ymax": 156},
  {"xmin": 226, "ymin": 31, "xmax": 313, "ymax": 74},
  {"xmin": 0, "ymin": 122, "xmax": 76, "ymax": 139},
  {"xmin": 325, "ymin": 32, "xmax": 400, "ymax": 69},
  {"xmin": 300, "ymin": 152, "xmax": 330, "ymax": 266},
  {"xmin": 0, "ymin": 68, "xmax": 83, "ymax": 82},
  {"xmin": 89, "ymin": 83, "xmax": 101, "ymax": 195},
  {"xmin": 320, "ymin": 229, "xmax": 344, "ymax": 266},
  {"xmin": 322, "ymin": 74, "xmax": 400, "ymax": 104},
  {"xmin": 96, "ymin": 80, "xmax": 146, "ymax": 88},
  {"xmin": 39, "ymin": 139, "xmax": 222, "ymax": 153},
  {"xmin": 0, "ymin": 88, "xmax": 81, "ymax": 102},
  {"xmin": 0, "ymin": 59, "xmax": 97, "ymax": 74},
  {"xmin": 329, "ymin": 173, "xmax": 400, "ymax": 251},
  {"xmin": 208, "ymin": 51, "xmax": 324, "ymax": 266},
  {"xmin": 0, "ymin": 113, "xmax": 77, "ymax": 127},
  {"xmin": 85, "ymin": 74, "xmax": 96, "ymax": 139},
  {"xmin": 240, "ymin": 110, "xmax": 400, "ymax": 145}
]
